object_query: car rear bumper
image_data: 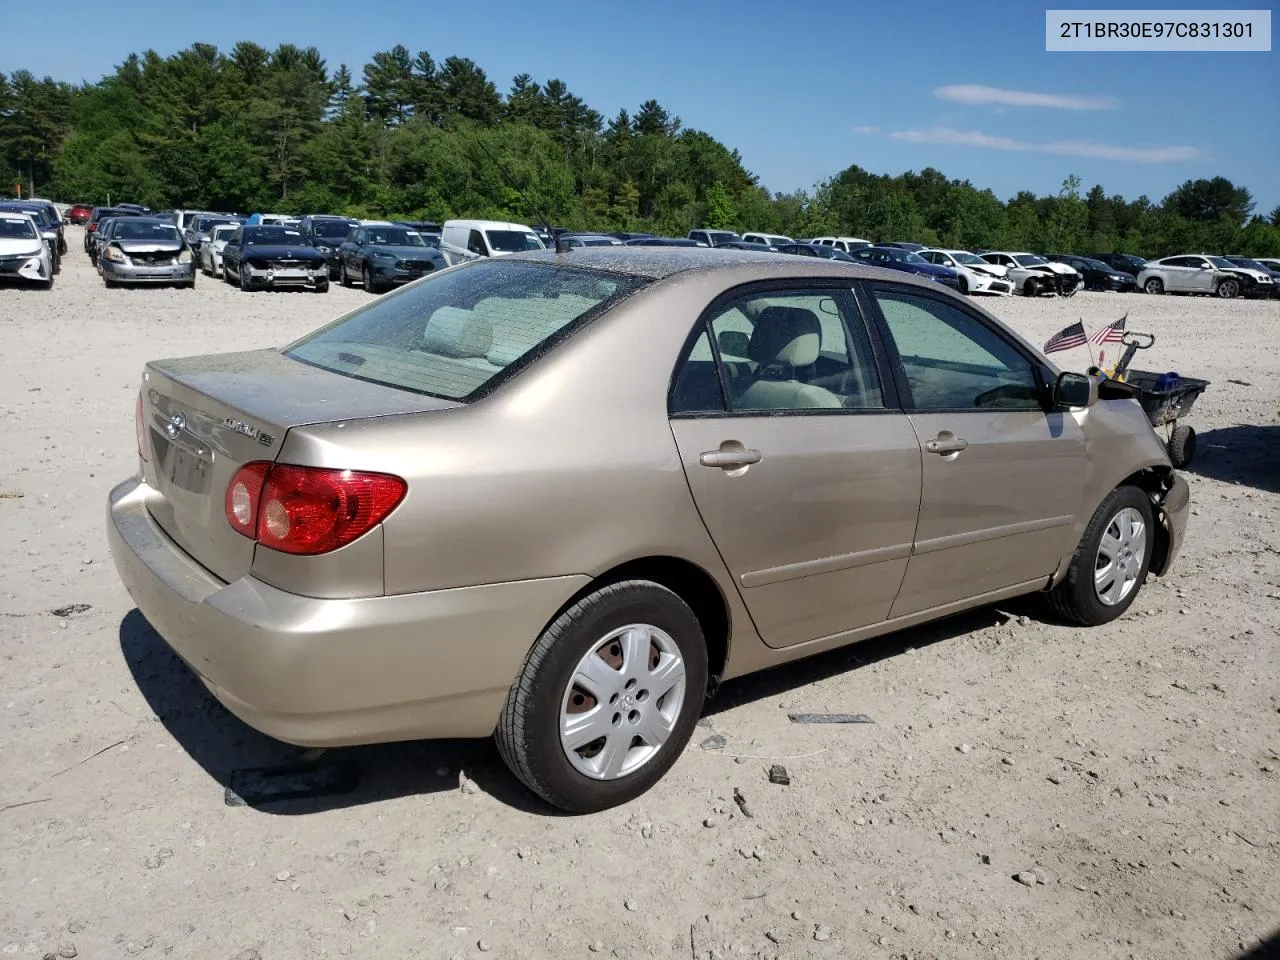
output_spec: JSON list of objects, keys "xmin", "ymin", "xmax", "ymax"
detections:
[
  {"xmin": 107, "ymin": 476, "xmax": 587, "ymax": 747},
  {"xmin": 102, "ymin": 259, "xmax": 195, "ymax": 283}
]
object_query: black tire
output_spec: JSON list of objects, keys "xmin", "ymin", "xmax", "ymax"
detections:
[
  {"xmin": 1167, "ymin": 424, "xmax": 1196, "ymax": 468},
  {"xmin": 1144, "ymin": 277, "xmax": 1164, "ymax": 295},
  {"xmin": 956, "ymin": 276, "xmax": 969, "ymax": 296},
  {"xmin": 314, "ymin": 281, "xmax": 329, "ymax": 293},
  {"xmin": 1215, "ymin": 278, "xmax": 1239, "ymax": 299},
  {"xmin": 1022, "ymin": 277, "xmax": 1040, "ymax": 297},
  {"xmin": 223, "ymin": 261, "xmax": 236, "ymax": 284},
  {"xmin": 495, "ymin": 580, "xmax": 709, "ymax": 813},
  {"xmin": 240, "ymin": 266, "xmax": 252, "ymax": 292},
  {"xmin": 339, "ymin": 261, "xmax": 352, "ymax": 287},
  {"xmin": 362, "ymin": 264, "xmax": 377, "ymax": 293},
  {"xmin": 1045, "ymin": 486, "xmax": 1155, "ymax": 626},
  {"xmin": 41, "ymin": 276, "xmax": 54, "ymax": 291},
  {"xmin": 103, "ymin": 277, "xmax": 117, "ymax": 289}
]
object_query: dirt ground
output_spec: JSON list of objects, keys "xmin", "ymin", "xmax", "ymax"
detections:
[{"xmin": 1, "ymin": 229, "xmax": 1276, "ymax": 960}]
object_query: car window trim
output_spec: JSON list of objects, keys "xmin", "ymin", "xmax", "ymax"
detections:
[
  {"xmin": 858, "ymin": 279, "xmax": 1054, "ymax": 414},
  {"xmin": 666, "ymin": 278, "xmax": 903, "ymax": 419}
]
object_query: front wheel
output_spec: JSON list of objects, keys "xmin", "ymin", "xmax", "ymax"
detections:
[
  {"xmin": 1045, "ymin": 486, "xmax": 1154, "ymax": 626},
  {"xmin": 496, "ymin": 580, "xmax": 709, "ymax": 813},
  {"xmin": 1144, "ymin": 277, "xmax": 1164, "ymax": 295},
  {"xmin": 1215, "ymin": 278, "xmax": 1239, "ymax": 299},
  {"xmin": 957, "ymin": 276, "xmax": 969, "ymax": 296},
  {"xmin": 362, "ymin": 264, "xmax": 378, "ymax": 293}
]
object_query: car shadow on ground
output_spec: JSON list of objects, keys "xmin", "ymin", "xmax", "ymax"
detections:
[
  {"xmin": 1233, "ymin": 929, "xmax": 1280, "ymax": 960},
  {"xmin": 120, "ymin": 599, "xmax": 1028, "ymax": 817},
  {"xmin": 1184, "ymin": 423, "xmax": 1279, "ymax": 493}
]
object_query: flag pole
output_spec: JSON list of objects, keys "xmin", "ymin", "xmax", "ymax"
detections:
[{"xmin": 1084, "ymin": 321, "xmax": 1097, "ymax": 369}]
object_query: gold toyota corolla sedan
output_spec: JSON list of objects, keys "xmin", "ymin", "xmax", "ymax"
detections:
[{"xmin": 108, "ymin": 248, "xmax": 1189, "ymax": 812}]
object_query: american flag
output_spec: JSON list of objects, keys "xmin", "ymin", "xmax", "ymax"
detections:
[
  {"xmin": 1044, "ymin": 320, "xmax": 1087, "ymax": 355},
  {"xmin": 1090, "ymin": 313, "xmax": 1128, "ymax": 345}
]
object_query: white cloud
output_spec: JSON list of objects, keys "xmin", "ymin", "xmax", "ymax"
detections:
[
  {"xmin": 851, "ymin": 125, "xmax": 880, "ymax": 134},
  {"xmin": 934, "ymin": 84, "xmax": 1120, "ymax": 111},
  {"xmin": 889, "ymin": 126, "xmax": 1198, "ymax": 163}
]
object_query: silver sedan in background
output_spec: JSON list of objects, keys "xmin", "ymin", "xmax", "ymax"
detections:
[{"xmin": 200, "ymin": 223, "xmax": 239, "ymax": 278}]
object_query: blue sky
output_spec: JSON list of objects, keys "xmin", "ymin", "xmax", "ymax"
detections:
[{"xmin": 9, "ymin": 0, "xmax": 1278, "ymax": 212}]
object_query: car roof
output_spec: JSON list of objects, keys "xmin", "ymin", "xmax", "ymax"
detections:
[
  {"xmin": 502, "ymin": 246, "xmax": 952, "ymax": 281},
  {"xmin": 444, "ymin": 219, "xmax": 536, "ymax": 230}
]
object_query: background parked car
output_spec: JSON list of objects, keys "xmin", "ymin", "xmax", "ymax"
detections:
[
  {"xmin": 0, "ymin": 202, "xmax": 62, "ymax": 273},
  {"xmin": 26, "ymin": 198, "xmax": 68, "ymax": 253},
  {"xmin": 623, "ymin": 237, "xmax": 701, "ymax": 247},
  {"xmin": 918, "ymin": 249, "xmax": 1013, "ymax": 295},
  {"xmin": 441, "ymin": 219, "xmax": 546, "ymax": 257},
  {"xmin": 610, "ymin": 231, "xmax": 656, "ymax": 242},
  {"xmin": 1136, "ymin": 255, "xmax": 1267, "ymax": 298},
  {"xmin": 1252, "ymin": 257, "xmax": 1280, "ymax": 277},
  {"xmin": 85, "ymin": 206, "xmax": 143, "ymax": 253},
  {"xmin": 557, "ymin": 233, "xmax": 624, "ymax": 248},
  {"xmin": 741, "ymin": 232, "xmax": 794, "ymax": 246},
  {"xmin": 775, "ymin": 242, "xmax": 856, "ymax": 261},
  {"xmin": 299, "ymin": 215, "xmax": 359, "ymax": 278},
  {"xmin": 337, "ymin": 221, "xmax": 448, "ymax": 292},
  {"xmin": 1223, "ymin": 256, "xmax": 1280, "ymax": 294},
  {"xmin": 1087, "ymin": 253, "xmax": 1149, "ymax": 278},
  {"xmin": 878, "ymin": 241, "xmax": 927, "ymax": 252},
  {"xmin": 809, "ymin": 236, "xmax": 872, "ymax": 253},
  {"xmin": 716, "ymin": 240, "xmax": 777, "ymax": 251},
  {"xmin": 0, "ymin": 210, "xmax": 55, "ymax": 288},
  {"xmin": 67, "ymin": 203, "xmax": 93, "ymax": 225},
  {"xmin": 979, "ymin": 252, "xmax": 1075, "ymax": 296},
  {"xmin": 221, "ymin": 224, "xmax": 329, "ymax": 292},
  {"xmin": 1046, "ymin": 254, "xmax": 1137, "ymax": 292},
  {"xmin": 687, "ymin": 229, "xmax": 741, "ymax": 247},
  {"xmin": 850, "ymin": 245, "xmax": 960, "ymax": 289},
  {"xmin": 184, "ymin": 214, "xmax": 240, "ymax": 260},
  {"xmin": 98, "ymin": 217, "xmax": 196, "ymax": 289},
  {"xmin": 200, "ymin": 223, "xmax": 239, "ymax": 278}
]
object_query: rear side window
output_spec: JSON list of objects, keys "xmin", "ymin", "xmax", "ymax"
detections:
[{"xmin": 285, "ymin": 259, "xmax": 647, "ymax": 400}]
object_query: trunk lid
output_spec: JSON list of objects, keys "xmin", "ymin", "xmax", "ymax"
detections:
[{"xmin": 140, "ymin": 348, "xmax": 458, "ymax": 583}]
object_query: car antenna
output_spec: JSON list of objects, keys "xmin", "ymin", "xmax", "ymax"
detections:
[{"xmin": 470, "ymin": 136, "xmax": 569, "ymax": 254}]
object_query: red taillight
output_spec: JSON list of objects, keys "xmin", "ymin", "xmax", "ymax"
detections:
[
  {"xmin": 135, "ymin": 392, "xmax": 149, "ymax": 461},
  {"xmin": 88, "ymin": 223, "xmax": 97, "ymax": 233},
  {"xmin": 224, "ymin": 462, "xmax": 406, "ymax": 556}
]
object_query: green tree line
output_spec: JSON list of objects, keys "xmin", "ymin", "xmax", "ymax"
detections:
[{"xmin": 2, "ymin": 42, "xmax": 1278, "ymax": 256}]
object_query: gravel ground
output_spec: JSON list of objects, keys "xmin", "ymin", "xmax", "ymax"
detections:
[{"xmin": 1, "ymin": 229, "xmax": 1277, "ymax": 960}]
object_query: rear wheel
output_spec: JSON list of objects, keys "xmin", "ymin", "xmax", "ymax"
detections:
[
  {"xmin": 1144, "ymin": 277, "xmax": 1164, "ymax": 295},
  {"xmin": 1167, "ymin": 424, "xmax": 1196, "ymax": 468},
  {"xmin": 496, "ymin": 580, "xmax": 708, "ymax": 813},
  {"xmin": 1215, "ymin": 278, "xmax": 1239, "ymax": 299},
  {"xmin": 1046, "ymin": 485, "xmax": 1154, "ymax": 626}
]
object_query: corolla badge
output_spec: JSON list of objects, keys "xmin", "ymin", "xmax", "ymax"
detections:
[{"xmin": 222, "ymin": 416, "xmax": 259, "ymax": 439}]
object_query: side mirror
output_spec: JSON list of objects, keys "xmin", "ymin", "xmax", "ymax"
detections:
[
  {"xmin": 1054, "ymin": 371, "xmax": 1097, "ymax": 408},
  {"xmin": 555, "ymin": 236, "xmax": 573, "ymax": 254}
]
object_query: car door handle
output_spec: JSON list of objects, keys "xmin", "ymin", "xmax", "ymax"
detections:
[
  {"xmin": 700, "ymin": 448, "xmax": 763, "ymax": 469},
  {"xmin": 925, "ymin": 436, "xmax": 968, "ymax": 455}
]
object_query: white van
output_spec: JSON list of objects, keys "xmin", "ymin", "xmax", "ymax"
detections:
[
  {"xmin": 810, "ymin": 235, "xmax": 872, "ymax": 253},
  {"xmin": 441, "ymin": 219, "xmax": 545, "ymax": 257}
]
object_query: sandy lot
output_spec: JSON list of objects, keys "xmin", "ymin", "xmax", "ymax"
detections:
[{"xmin": 1, "ymin": 229, "xmax": 1276, "ymax": 960}]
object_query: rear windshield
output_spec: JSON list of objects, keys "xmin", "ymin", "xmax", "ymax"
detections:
[
  {"xmin": 285, "ymin": 259, "xmax": 647, "ymax": 400},
  {"xmin": 487, "ymin": 229, "xmax": 544, "ymax": 253}
]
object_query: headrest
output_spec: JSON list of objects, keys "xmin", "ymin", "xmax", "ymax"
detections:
[
  {"xmin": 423, "ymin": 307, "xmax": 494, "ymax": 360},
  {"xmin": 748, "ymin": 306, "xmax": 822, "ymax": 368}
]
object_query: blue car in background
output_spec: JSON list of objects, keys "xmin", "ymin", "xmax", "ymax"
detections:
[{"xmin": 851, "ymin": 245, "xmax": 961, "ymax": 289}]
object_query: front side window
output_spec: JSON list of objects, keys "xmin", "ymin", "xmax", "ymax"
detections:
[
  {"xmin": 671, "ymin": 288, "xmax": 884, "ymax": 414},
  {"xmin": 872, "ymin": 288, "xmax": 1040, "ymax": 411},
  {"xmin": 286, "ymin": 259, "xmax": 646, "ymax": 401}
]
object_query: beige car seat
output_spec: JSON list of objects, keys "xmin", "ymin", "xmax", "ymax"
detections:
[{"xmin": 738, "ymin": 306, "xmax": 842, "ymax": 410}]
